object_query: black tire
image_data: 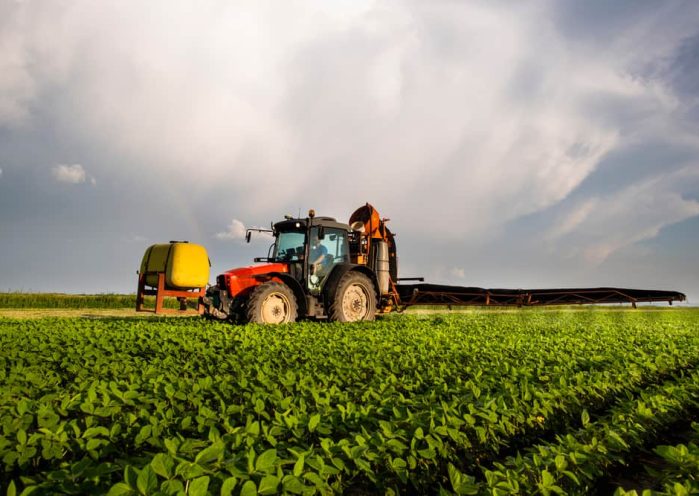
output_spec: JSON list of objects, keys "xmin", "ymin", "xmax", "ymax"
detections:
[
  {"xmin": 245, "ymin": 282, "xmax": 298, "ymax": 324},
  {"xmin": 229, "ymin": 295, "xmax": 249, "ymax": 324},
  {"xmin": 202, "ymin": 286, "xmax": 230, "ymax": 321},
  {"xmin": 329, "ymin": 272, "xmax": 377, "ymax": 322}
]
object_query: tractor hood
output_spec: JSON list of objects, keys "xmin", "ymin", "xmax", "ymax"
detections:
[
  {"xmin": 224, "ymin": 263, "xmax": 288, "ymax": 279},
  {"xmin": 219, "ymin": 263, "xmax": 290, "ymax": 297}
]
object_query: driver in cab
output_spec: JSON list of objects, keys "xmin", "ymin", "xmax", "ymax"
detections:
[{"xmin": 309, "ymin": 231, "xmax": 330, "ymax": 280}]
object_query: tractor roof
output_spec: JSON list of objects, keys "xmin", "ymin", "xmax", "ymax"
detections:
[{"xmin": 274, "ymin": 217, "xmax": 351, "ymax": 232}]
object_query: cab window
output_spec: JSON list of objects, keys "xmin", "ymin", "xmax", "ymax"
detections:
[
  {"xmin": 320, "ymin": 228, "xmax": 348, "ymax": 263},
  {"xmin": 274, "ymin": 231, "xmax": 305, "ymax": 261}
]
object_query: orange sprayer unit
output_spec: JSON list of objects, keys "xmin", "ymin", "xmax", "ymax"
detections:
[{"xmin": 347, "ymin": 203, "xmax": 400, "ymax": 311}]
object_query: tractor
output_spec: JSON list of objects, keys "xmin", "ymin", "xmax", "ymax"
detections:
[
  {"xmin": 141, "ymin": 203, "xmax": 685, "ymax": 320},
  {"xmin": 202, "ymin": 204, "xmax": 398, "ymax": 323}
]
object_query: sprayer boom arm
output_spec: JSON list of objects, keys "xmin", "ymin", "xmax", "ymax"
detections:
[{"xmin": 395, "ymin": 284, "xmax": 686, "ymax": 308}]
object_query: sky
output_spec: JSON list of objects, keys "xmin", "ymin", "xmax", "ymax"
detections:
[{"xmin": 1, "ymin": 0, "xmax": 698, "ymax": 302}]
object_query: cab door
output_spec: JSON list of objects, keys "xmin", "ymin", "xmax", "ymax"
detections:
[{"xmin": 307, "ymin": 227, "xmax": 349, "ymax": 293}]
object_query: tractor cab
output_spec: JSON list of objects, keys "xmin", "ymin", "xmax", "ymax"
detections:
[{"xmin": 268, "ymin": 216, "xmax": 351, "ymax": 294}]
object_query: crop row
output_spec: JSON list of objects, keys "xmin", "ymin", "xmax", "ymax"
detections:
[
  {"xmin": 1, "ymin": 310, "xmax": 698, "ymax": 494},
  {"xmin": 613, "ymin": 421, "xmax": 699, "ymax": 496},
  {"xmin": 480, "ymin": 369, "xmax": 699, "ymax": 494}
]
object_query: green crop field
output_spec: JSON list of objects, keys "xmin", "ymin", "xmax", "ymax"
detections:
[
  {"xmin": 1, "ymin": 310, "xmax": 698, "ymax": 495},
  {"xmin": 0, "ymin": 293, "xmax": 180, "ymax": 310}
]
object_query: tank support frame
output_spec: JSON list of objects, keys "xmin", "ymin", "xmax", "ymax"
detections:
[{"xmin": 136, "ymin": 272, "xmax": 205, "ymax": 314}]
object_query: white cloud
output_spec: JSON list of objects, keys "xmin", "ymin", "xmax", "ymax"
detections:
[
  {"xmin": 216, "ymin": 219, "xmax": 247, "ymax": 240},
  {"xmin": 450, "ymin": 267, "xmax": 465, "ymax": 279},
  {"xmin": 2, "ymin": 1, "xmax": 698, "ymax": 260},
  {"xmin": 0, "ymin": 167, "xmax": 3, "ymax": 178},
  {"xmin": 52, "ymin": 164, "xmax": 86, "ymax": 184},
  {"xmin": 126, "ymin": 234, "xmax": 147, "ymax": 243},
  {"xmin": 547, "ymin": 168, "xmax": 699, "ymax": 264}
]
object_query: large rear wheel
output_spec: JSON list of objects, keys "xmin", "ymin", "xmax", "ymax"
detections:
[
  {"xmin": 246, "ymin": 282, "xmax": 298, "ymax": 324},
  {"xmin": 329, "ymin": 272, "xmax": 377, "ymax": 322}
]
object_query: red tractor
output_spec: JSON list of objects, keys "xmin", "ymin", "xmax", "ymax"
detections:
[{"xmin": 203, "ymin": 204, "xmax": 398, "ymax": 323}]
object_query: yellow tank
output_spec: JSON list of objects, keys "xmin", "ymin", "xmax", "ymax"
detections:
[{"xmin": 139, "ymin": 242, "xmax": 210, "ymax": 289}]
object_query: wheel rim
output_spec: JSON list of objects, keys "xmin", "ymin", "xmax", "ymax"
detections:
[
  {"xmin": 260, "ymin": 292, "xmax": 291, "ymax": 323},
  {"xmin": 342, "ymin": 283, "xmax": 369, "ymax": 321}
]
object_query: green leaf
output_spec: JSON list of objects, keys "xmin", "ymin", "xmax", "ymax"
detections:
[
  {"xmin": 293, "ymin": 455, "xmax": 305, "ymax": 477},
  {"xmin": 308, "ymin": 414, "xmax": 320, "ymax": 433},
  {"xmin": 160, "ymin": 480, "xmax": 184, "ymax": 495},
  {"xmin": 282, "ymin": 475, "xmax": 306, "ymax": 495},
  {"xmin": 417, "ymin": 448, "xmax": 436, "ymax": 460},
  {"xmin": 164, "ymin": 438, "xmax": 179, "ymax": 455},
  {"xmin": 581, "ymin": 409, "xmax": 590, "ymax": 427},
  {"xmin": 392, "ymin": 458, "xmax": 407, "ymax": 470},
  {"xmin": 19, "ymin": 486, "xmax": 39, "ymax": 496},
  {"xmin": 7, "ymin": 481, "xmax": 17, "ymax": 496},
  {"xmin": 608, "ymin": 430, "xmax": 629, "ymax": 449},
  {"xmin": 83, "ymin": 426, "xmax": 110, "ymax": 439},
  {"xmin": 303, "ymin": 472, "xmax": 326, "ymax": 488},
  {"xmin": 124, "ymin": 466, "xmax": 139, "ymax": 488},
  {"xmin": 448, "ymin": 463, "xmax": 462, "ymax": 491},
  {"xmin": 258, "ymin": 475, "xmax": 280, "ymax": 495},
  {"xmin": 137, "ymin": 465, "xmax": 158, "ymax": 495},
  {"xmin": 187, "ymin": 476, "xmax": 209, "ymax": 496},
  {"xmin": 220, "ymin": 477, "xmax": 237, "ymax": 496},
  {"xmin": 672, "ymin": 482, "xmax": 689, "ymax": 496},
  {"xmin": 562, "ymin": 470, "xmax": 580, "ymax": 485},
  {"xmin": 195, "ymin": 442, "xmax": 224, "ymax": 465},
  {"xmin": 175, "ymin": 461, "xmax": 206, "ymax": 480},
  {"xmin": 17, "ymin": 430, "xmax": 27, "ymax": 446},
  {"xmin": 151, "ymin": 453, "xmax": 175, "ymax": 479},
  {"xmin": 106, "ymin": 483, "xmax": 134, "ymax": 496},
  {"xmin": 540, "ymin": 469, "xmax": 554, "ymax": 488},
  {"xmin": 86, "ymin": 438, "xmax": 103, "ymax": 451},
  {"xmin": 386, "ymin": 439, "xmax": 408, "ymax": 453},
  {"xmin": 255, "ymin": 449, "xmax": 277, "ymax": 472},
  {"xmin": 240, "ymin": 480, "xmax": 257, "ymax": 496},
  {"xmin": 246, "ymin": 422, "xmax": 260, "ymax": 437}
]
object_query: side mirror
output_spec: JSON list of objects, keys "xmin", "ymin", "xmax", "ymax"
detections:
[
  {"xmin": 245, "ymin": 231, "xmax": 252, "ymax": 243},
  {"xmin": 317, "ymin": 226, "xmax": 325, "ymax": 240}
]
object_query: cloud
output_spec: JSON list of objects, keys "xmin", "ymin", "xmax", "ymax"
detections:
[
  {"xmin": 126, "ymin": 234, "xmax": 147, "ymax": 243},
  {"xmin": 0, "ymin": 3, "xmax": 647, "ymax": 210},
  {"xmin": 216, "ymin": 219, "xmax": 247, "ymax": 240},
  {"xmin": 0, "ymin": 0, "xmax": 686, "ymax": 241},
  {"xmin": 450, "ymin": 267, "xmax": 465, "ymax": 279},
  {"xmin": 52, "ymin": 164, "xmax": 87, "ymax": 184},
  {"xmin": 0, "ymin": 167, "xmax": 3, "ymax": 178},
  {"xmin": 547, "ymin": 168, "xmax": 699, "ymax": 264}
]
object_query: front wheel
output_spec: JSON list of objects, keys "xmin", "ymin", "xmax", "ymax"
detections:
[
  {"xmin": 246, "ymin": 282, "xmax": 298, "ymax": 324},
  {"xmin": 329, "ymin": 272, "xmax": 377, "ymax": 322}
]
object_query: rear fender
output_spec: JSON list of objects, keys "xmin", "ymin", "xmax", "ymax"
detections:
[{"xmin": 255, "ymin": 272, "xmax": 308, "ymax": 316}]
